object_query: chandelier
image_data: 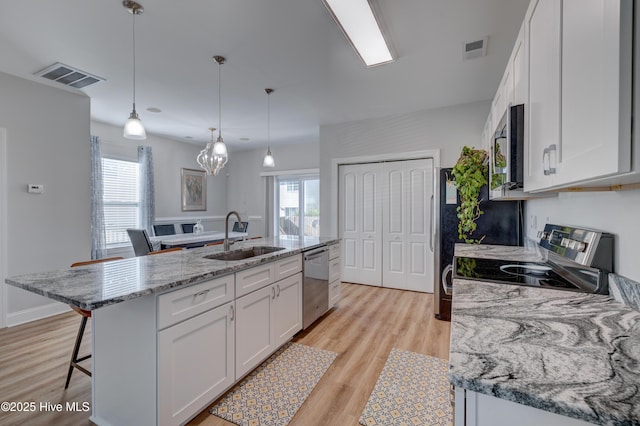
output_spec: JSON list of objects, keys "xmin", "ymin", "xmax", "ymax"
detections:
[{"xmin": 197, "ymin": 56, "xmax": 228, "ymax": 175}]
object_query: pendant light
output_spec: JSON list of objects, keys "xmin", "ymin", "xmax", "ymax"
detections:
[
  {"xmin": 263, "ymin": 88, "xmax": 275, "ymax": 168},
  {"xmin": 197, "ymin": 56, "xmax": 228, "ymax": 175},
  {"xmin": 122, "ymin": 1, "xmax": 146, "ymax": 140}
]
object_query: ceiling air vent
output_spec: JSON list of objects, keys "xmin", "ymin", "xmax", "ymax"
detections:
[
  {"xmin": 462, "ymin": 37, "xmax": 488, "ymax": 60},
  {"xmin": 34, "ymin": 62, "xmax": 105, "ymax": 89}
]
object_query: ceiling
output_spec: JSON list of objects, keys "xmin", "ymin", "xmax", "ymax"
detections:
[{"xmin": 0, "ymin": 0, "xmax": 530, "ymax": 152}]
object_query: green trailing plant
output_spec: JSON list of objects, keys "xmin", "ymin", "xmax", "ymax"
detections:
[{"xmin": 451, "ymin": 146, "xmax": 488, "ymax": 244}]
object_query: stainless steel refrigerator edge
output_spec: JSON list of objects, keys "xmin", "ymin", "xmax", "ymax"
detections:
[{"xmin": 433, "ymin": 167, "xmax": 523, "ymax": 321}]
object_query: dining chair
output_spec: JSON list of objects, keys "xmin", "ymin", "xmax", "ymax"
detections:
[
  {"xmin": 232, "ymin": 221, "xmax": 249, "ymax": 232},
  {"xmin": 126, "ymin": 229, "xmax": 154, "ymax": 256},
  {"xmin": 149, "ymin": 247, "xmax": 183, "ymax": 255},
  {"xmin": 66, "ymin": 256, "xmax": 124, "ymax": 389},
  {"xmin": 181, "ymin": 223, "xmax": 195, "ymax": 233},
  {"xmin": 153, "ymin": 224, "xmax": 176, "ymax": 236}
]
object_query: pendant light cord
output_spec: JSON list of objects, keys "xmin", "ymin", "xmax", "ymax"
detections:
[
  {"xmin": 132, "ymin": 11, "xmax": 137, "ymax": 110},
  {"xmin": 218, "ymin": 61, "xmax": 222, "ymax": 139}
]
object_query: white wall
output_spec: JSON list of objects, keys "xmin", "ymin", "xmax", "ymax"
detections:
[
  {"xmin": 526, "ymin": 191, "xmax": 640, "ymax": 280},
  {"xmin": 319, "ymin": 100, "xmax": 490, "ymax": 236},
  {"xmin": 0, "ymin": 72, "xmax": 91, "ymax": 323},
  {"xmin": 226, "ymin": 144, "xmax": 319, "ymax": 237}
]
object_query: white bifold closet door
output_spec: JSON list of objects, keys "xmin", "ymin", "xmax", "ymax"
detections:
[{"xmin": 339, "ymin": 159, "xmax": 434, "ymax": 293}]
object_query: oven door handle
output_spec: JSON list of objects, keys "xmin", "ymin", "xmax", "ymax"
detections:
[{"xmin": 442, "ymin": 264, "xmax": 453, "ymax": 296}]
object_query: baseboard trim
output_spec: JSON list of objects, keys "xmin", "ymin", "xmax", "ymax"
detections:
[{"xmin": 6, "ymin": 302, "xmax": 71, "ymax": 327}]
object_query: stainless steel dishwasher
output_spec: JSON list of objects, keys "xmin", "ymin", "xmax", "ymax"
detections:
[{"xmin": 303, "ymin": 247, "xmax": 329, "ymax": 329}]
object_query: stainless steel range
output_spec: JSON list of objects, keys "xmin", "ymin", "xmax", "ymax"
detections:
[{"xmin": 454, "ymin": 224, "xmax": 614, "ymax": 294}]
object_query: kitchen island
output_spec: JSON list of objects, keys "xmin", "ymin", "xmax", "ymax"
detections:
[
  {"xmin": 449, "ymin": 244, "xmax": 640, "ymax": 426},
  {"xmin": 5, "ymin": 237, "xmax": 339, "ymax": 426}
]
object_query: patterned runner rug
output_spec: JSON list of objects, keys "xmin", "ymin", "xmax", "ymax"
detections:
[
  {"xmin": 359, "ymin": 348, "xmax": 453, "ymax": 426},
  {"xmin": 211, "ymin": 342, "xmax": 338, "ymax": 426}
]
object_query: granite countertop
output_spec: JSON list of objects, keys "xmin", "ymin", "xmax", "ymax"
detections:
[
  {"xmin": 449, "ymin": 244, "xmax": 640, "ymax": 425},
  {"xmin": 5, "ymin": 237, "xmax": 339, "ymax": 311}
]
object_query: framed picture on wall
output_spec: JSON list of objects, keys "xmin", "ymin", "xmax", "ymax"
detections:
[{"xmin": 181, "ymin": 168, "xmax": 206, "ymax": 211}]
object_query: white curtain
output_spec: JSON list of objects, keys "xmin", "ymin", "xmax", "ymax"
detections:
[
  {"xmin": 138, "ymin": 146, "xmax": 155, "ymax": 235},
  {"xmin": 90, "ymin": 135, "xmax": 107, "ymax": 259}
]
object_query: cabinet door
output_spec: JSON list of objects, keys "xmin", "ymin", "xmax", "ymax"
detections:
[
  {"xmin": 274, "ymin": 273, "xmax": 302, "ymax": 347},
  {"xmin": 524, "ymin": 0, "xmax": 561, "ymax": 192},
  {"xmin": 557, "ymin": 0, "xmax": 632, "ymax": 185},
  {"xmin": 158, "ymin": 302, "xmax": 235, "ymax": 426},
  {"xmin": 235, "ymin": 285, "xmax": 275, "ymax": 379},
  {"xmin": 512, "ymin": 22, "xmax": 527, "ymax": 106}
]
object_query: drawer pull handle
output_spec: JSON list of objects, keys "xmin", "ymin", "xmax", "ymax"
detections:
[
  {"xmin": 229, "ymin": 304, "xmax": 235, "ymax": 321},
  {"xmin": 193, "ymin": 289, "xmax": 210, "ymax": 299},
  {"xmin": 276, "ymin": 284, "xmax": 281, "ymax": 298},
  {"xmin": 272, "ymin": 287, "xmax": 276, "ymax": 300}
]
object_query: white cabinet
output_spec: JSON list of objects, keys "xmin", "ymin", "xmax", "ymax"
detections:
[
  {"xmin": 274, "ymin": 254, "xmax": 303, "ymax": 281},
  {"xmin": 455, "ymin": 388, "xmax": 595, "ymax": 426},
  {"xmin": 524, "ymin": 0, "xmax": 561, "ymax": 192},
  {"xmin": 235, "ymin": 272, "xmax": 303, "ymax": 379},
  {"xmin": 157, "ymin": 275, "xmax": 234, "ymax": 330},
  {"xmin": 236, "ymin": 263, "xmax": 275, "ymax": 298},
  {"xmin": 235, "ymin": 284, "xmax": 275, "ymax": 379},
  {"xmin": 328, "ymin": 243, "xmax": 341, "ymax": 308},
  {"xmin": 524, "ymin": 0, "xmax": 633, "ymax": 192},
  {"xmin": 274, "ymin": 273, "xmax": 303, "ymax": 346},
  {"xmin": 92, "ymin": 250, "xmax": 307, "ymax": 426},
  {"xmin": 158, "ymin": 302, "xmax": 235, "ymax": 426},
  {"xmin": 556, "ymin": 0, "xmax": 632, "ymax": 186}
]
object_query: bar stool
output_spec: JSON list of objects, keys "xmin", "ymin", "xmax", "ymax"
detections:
[{"xmin": 65, "ymin": 256, "xmax": 123, "ymax": 389}]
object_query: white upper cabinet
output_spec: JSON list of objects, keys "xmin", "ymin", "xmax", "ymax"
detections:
[
  {"xmin": 523, "ymin": 0, "xmax": 561, "ymax": 192},
  {"xmin": 557, "ymin": 0, "xmax": 633, "ymax": 185},
  {"xmin": 523, "ymin": 0, "xmax": 633, "ymax": 191}
]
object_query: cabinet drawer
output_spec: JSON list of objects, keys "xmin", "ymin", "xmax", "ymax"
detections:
[
  {"xmin": 329, "ymin": 257, "xmax": 341, "ymax": 283},
  {"xmin": 329, "ymin": 243, "xmax": 341, "ymax": 260},
  {"xmin": 236, "ymin": 263, "xmax": 275, "ymax": 298},
  {"xmin": 158, "ymin": 275, "xmax": 234, "ymax": 330},
  {"xmin": 274, "ymin": 254, "xmax": 302, "ymax": 281}
]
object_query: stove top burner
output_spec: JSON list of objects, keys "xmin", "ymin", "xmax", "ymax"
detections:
[{"xmin": 453, "ymin": 257, "xmax": 608, "ymax": 294}]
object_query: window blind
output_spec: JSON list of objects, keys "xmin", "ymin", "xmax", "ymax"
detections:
[{"xmin": 102, "ymin": 158, "xmax": 140, "ymax": 246}]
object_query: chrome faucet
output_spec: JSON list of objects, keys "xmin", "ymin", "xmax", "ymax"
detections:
[{"xmin": 224, "ymin": 211, "xmax": 242, "ymax": 251}]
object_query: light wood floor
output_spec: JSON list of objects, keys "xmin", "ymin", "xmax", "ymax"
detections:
[{"xmin": 0, "ymin": 283, "xmax": 451, "ymax": 426}]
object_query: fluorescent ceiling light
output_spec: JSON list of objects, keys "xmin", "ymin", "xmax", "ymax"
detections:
[{"xmin": 323, "ymin": 0, "xmax": 394, "ymax": 67}]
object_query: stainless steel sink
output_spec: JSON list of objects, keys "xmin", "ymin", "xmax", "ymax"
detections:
[{"xmin": 204, "ymin": 246, "xmax": 285, "ymax": 261}]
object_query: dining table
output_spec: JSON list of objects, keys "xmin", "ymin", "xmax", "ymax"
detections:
[{"xmin": 149, "ymin": 231, "xmax": 248, "ymax": 250}]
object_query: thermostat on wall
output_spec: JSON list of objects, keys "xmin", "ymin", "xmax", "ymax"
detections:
[{"xmin": 28, "ymin": 184, "xmax": 44, "ymax": 194}]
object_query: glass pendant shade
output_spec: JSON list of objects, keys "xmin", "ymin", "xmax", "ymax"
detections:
[
  {"xmin": 123, "ymin": 108, "xmax": 146, "ymax": 139},
  {"xmin": 213, "ymin": 137, "xmax": 227, "ymax": 156},
  {"xmin": 263, "ymin": 149, "xmax": 275, "ymax": 168}
]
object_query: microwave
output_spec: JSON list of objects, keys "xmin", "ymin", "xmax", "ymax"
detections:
[{"xmin": 490, "ymin": 104, "xmax": 524, "ymax": 190}]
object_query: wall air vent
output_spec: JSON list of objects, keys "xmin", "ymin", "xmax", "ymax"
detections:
[
  {"xmin": 462, "ymin": 37, "xmax": 488, "ymax": 60},
  {"xmin": 34, "ymin": 62, "xmax": 105, "ymax": 89}
]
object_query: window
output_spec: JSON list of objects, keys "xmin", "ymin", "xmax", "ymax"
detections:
[
  {"xmin": 102, "ymin": 158, "xmax": 140, "ymax": 247},
  {"xmin": 276, "ymin": 176, "xmax": 319, "ymax": 239}
]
